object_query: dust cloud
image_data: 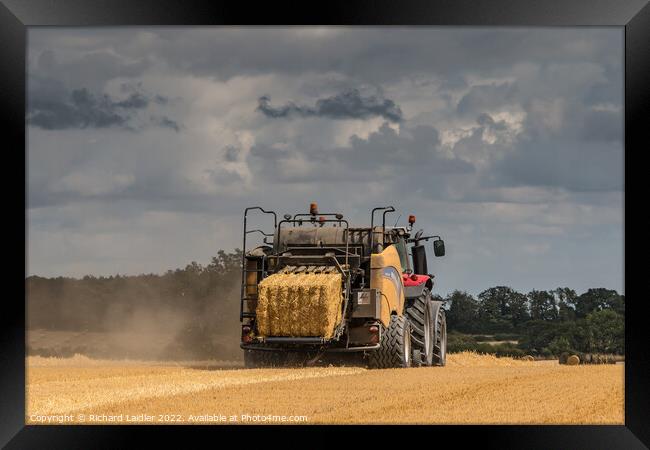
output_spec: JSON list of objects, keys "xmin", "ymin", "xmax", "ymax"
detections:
[{"xmin": 26, "ymin": 253, "xmax": 245, "ymax": 361}]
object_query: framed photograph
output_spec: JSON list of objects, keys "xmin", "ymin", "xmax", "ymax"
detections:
[{"xmin": 2, "ymin": 0, "xmax": 648, "ymax": 447}]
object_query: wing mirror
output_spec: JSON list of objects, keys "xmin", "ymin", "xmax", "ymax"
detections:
[{"xmin": 433, "ymin": 238, "xmax": 445, "ymax": 257}]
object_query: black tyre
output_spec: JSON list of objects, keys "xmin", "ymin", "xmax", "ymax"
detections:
[
  {"xmin": 404, "ymin": 289, "xmax": 434, "ymax": 367},
  {"xmin": 368, "ymin": 315, "xmax": 412, "ymax": 369},
  {"xmin": 432, "ymin": 305, "xmax": 447, "ymax": 366},
  {"xmin": 411, "ymin": 348, "xmax": 422, "ymax": 367},
  {"xmin": 243, "ymin": 349, "xmax": 286, "ymax": 368}
]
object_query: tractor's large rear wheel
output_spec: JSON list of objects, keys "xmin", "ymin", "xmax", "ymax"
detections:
[
  {"xmin": 432, "ymin": 305, "xmax": 447, "ymax": 366},
  {"xmin": 404, "ymin": 289, "xmax": 434, "ymax": 367},
  {"xmin": 368, "ymin": 315, "xmax": 412, "ymax": 369}
]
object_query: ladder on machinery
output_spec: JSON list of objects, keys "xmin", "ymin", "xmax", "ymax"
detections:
[
  {"xmin": 240, "ymin": 256, "xmax": 266, "ymax": 320},
  {"xmin": 240, "ymin": 207, "xmax": 277, "ymax": 322}
]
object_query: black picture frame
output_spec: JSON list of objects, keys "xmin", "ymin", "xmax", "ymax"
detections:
[{"xmin": 2, "ymin": 0, "xmax": 648, "ymax": 447}]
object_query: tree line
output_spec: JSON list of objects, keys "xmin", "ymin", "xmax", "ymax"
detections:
[
  {"xmin": 27, "ymin": 250, "xmax": 243, "ymax": 332},
  {"xmin": 444, "ymin": 287, "xmax": 624, "ymax": 357}
]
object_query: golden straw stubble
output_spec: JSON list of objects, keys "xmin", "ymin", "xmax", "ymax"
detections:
[
  {"xmin": 26, "ymin": 352, "xmax": 623, "ymax": 425},
  {"xmin": 256, "ymin": 272, "xmax": 342, "ymax": 338}
]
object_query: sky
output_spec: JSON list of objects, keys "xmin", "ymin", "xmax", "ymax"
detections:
[{"xmin": 26, "ymin": 27, "xmax": 624, "ymax": 296}]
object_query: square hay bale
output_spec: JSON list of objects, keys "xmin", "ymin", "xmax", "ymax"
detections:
[{"xmin": 256, "ymin": 272, "xmax": 343, "ymax": 338}]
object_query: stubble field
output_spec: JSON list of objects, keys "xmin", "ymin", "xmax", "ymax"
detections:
[{"xmin": 26, "ymin": 352, "xmax": 623, "ymax": 425}]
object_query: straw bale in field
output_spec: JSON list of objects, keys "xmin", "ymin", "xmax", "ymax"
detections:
[
  {"xmin": 256, "ymin": 272, "xmax": 343, "ymax": 338},
  {"xmin": 566, "ymin": 355, "xmax": 580, "ymax": 365}
]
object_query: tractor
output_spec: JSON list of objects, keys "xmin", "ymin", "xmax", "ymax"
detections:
[{"xmin": 239, "ymin": 203, "xmax": 446, "ymax": 368}]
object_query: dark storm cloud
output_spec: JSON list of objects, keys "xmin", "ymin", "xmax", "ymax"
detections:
[
  {"xmin": 343, "ymin": 123, "xmax": 471, "ymax": 172},
  {"xmin": 446, "ymin": 98, "xmax": 623, "ymax": 194},
  {"xmin": 152, "ymin": 116, "xmax": 182, "ymax": 132},
  {"xmin": 256, "ymin": 96, "xmax": 309, "ymax": 119},
  {"xmin": 29, "ymin": 88, "xmax": 134, "ymax": 129},
  {"xmin": 113, "ymin": 92, "xmax": 149, "ymax": 109},
  {"xmin": 256, "ymin": 89, "xmax": 403, "ymax": 122},
  {"xmin": 28, "ymin": 85, "xmax": 177, "ymax": 131},
  {"xmin": 26, "ymin": 28, "xmax": 623, "ymax": 197},
  {"xmin": 455, "ymin": 107, "xmax": 623, "ymax": 193},
  {"xmin": 491, "ymin": 138, "xmax": 623, "ymax": 192},
  {"xmin": 29, "ymin": 88, "xmax": 132, "ymax": 129},
  {"xmin": 27, "ymin": 48, "xmax": 177, "ymax": 131},
  {"xmin": 249, "ymin": 122, "xmax": 473, "ymax": 185}
]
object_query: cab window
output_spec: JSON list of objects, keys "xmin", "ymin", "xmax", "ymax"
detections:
[{"xmin": 395, "ymin": 237, "xmax": 410, "ymax": 272}]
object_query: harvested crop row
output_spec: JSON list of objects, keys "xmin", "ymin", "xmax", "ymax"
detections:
[{"xmin": 27, "ymin": 365, "xmax": 364, "ymax": 416}]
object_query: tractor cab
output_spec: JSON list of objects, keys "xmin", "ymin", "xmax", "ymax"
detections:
[{"xmin": 384, "ymin": 218, "xmax": 446, "ymax": 278}]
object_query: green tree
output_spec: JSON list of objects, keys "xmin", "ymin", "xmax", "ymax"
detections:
[
  {"xmin": 605, "ymin": 293, "xmax": 625, "ymax": 316},
  {"xmin": 477, "ymin": 286, "xmax": 508, "ymax": 321},
  {"xmin": 518, "ymin": 320, "xmax": 557, "ymax": 354},
  {"xmin": 586, "ymin": 309, "xmax": 624, "ymax": 353},
  {"xmin": 446, "ymin": 290, "xmax": 478, "ymax": 333},
  {"xmin": 519, "ymin": 320, "xmax": 580, "ymax": 355},
  {"xmin": 476, "ymin": 286, "xmax": 525, "ymax": 333},
  {"xmin": 547, "ymin": 335, "xmax": 572, "ymax": 355},
  {"xmin": 528, "ymin": 290, "xmax": 558, "ymax": 321},
  {"xmin": 509, "ymin": 291, "xmax": 530, "ymax": 328},
  {"xmin": 554, "ymin": 287, "xmax": 577, "ymax": 321},
  {"xmin": 575, "ymin": 288, "xmax": 621, "ymax": 318}
]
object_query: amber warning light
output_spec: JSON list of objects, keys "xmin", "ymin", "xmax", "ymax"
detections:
[
  {"xmin": 310, "ymin": 202, "xmax": 319, "ymax": 215},
  {"xmin": 408, "ymin": 215, "xmax": 416, "ymax": 225}
]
